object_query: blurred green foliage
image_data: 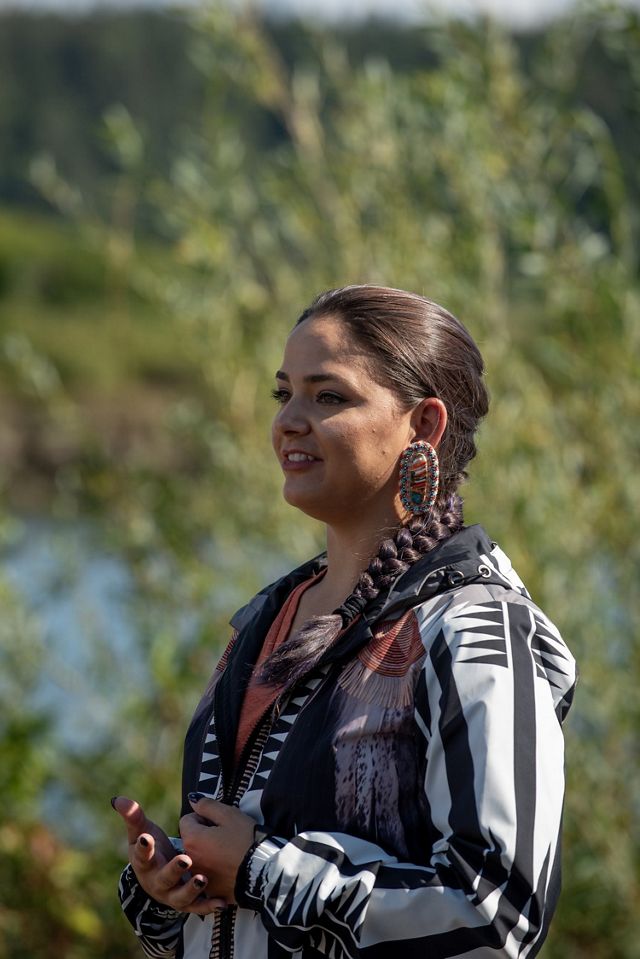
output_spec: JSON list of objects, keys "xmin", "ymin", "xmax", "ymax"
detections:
[{"xmin": 0, "ymin": 3, "xmax": 639, "ymax": 957}]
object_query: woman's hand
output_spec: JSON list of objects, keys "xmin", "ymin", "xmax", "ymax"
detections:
[
  {"xmin": 179, "ymin": 793, "xmax": 257, "ymax": 904},
  {"xmin": 112, "ymin": 795, "xmax": 225, "ymax": 915}
]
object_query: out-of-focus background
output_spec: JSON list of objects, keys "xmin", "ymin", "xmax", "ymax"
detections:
[{"xmin": 0, "ymin": 0, "xmax": 638, "ymax": 955}]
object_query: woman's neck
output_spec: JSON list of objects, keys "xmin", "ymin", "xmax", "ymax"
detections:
[{"xmin": 320, "ymin": 513, "xmax": 402, "ymax": 605}]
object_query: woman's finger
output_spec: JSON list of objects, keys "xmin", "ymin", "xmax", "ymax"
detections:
[
  {"xmin": 187, "ymin": 794, "xmax": 235, "ymax": 825},
  {"xmin": 131, "ymin": 833, "xmax": 155, "ymax": 872},
  {"xmin": 166, "ymin": 875, "xmax": 218, "ymax": 913},
  {"xmin": 153, "ymin": 854, "xmax": 193, "ymax": 891},
  {"xmin": 112, "ymin": 796, "xmax": 151, "ymax": 845},
  {"xmin": 183, "ymin": 896, "xmax": 228, "ymax": 916}
]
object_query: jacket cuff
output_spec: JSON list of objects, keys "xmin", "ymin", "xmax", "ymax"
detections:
[
  {"xmin": 234, "ymin": 834, "xmax": 287, "ymax": 911},
  {"xmin": 119, "ymin": 862, "xmax": 182, "ymax": 921}
]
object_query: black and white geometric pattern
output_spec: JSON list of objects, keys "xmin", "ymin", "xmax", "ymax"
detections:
[
  {"xmin": 118, "ymin": 526, "xmax": 577, "ymax": 959},
  {"xmin": 243, "ymin": 669, "xmax": 327, "ymax": 798}
]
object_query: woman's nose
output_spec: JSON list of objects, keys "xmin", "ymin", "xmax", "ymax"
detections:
[{"xmin": 274, "ymin": 399, "xmax": 311, "ymax": 435}]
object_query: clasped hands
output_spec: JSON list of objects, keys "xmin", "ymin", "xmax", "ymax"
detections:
[{"xmin": 112, "ymin": 792, "xmax": 257, "ymax": 915}]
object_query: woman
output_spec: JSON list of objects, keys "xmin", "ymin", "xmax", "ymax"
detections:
[{"xmin": 113, "ymin": 285, "xmax": 577, "ymax": 959}]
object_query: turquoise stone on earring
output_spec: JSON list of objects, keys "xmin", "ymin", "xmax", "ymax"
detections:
[{"xmin": 399, "ymin": 441, "xmax": 439, "ymax": 514}]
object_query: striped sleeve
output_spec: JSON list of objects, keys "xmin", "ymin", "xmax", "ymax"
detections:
[
  {"xmin": 118, "ymin": 862, "xmax": 186, "ymax": 958},
  {"xmin": 115, "ymin": 633, "xmax": 242, "ymax": 955},
  {"xmin": 236, "ymin": 597, "xmax": 577, "ymax": 958}
]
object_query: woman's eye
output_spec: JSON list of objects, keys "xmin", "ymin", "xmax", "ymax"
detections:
[
  {"xmin": 271, "ymin": 388, "xmax": 344, "ymax": 405},
  {"xmin": 317, "ymin": 392, "xmax": 344, "ymax": 404}
]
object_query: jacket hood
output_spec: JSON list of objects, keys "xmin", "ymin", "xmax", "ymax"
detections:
[{"xmin": 370, "ymin": 523, "xmax": 530, "ymax": 624}]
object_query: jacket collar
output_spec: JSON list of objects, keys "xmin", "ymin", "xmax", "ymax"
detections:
[
  {"xmin": 230, "ymin": 523, "xmax": 515, "ymax": 643},
  {"xmin": 229, "ymin": 552, "xmax": 327, "ymax": 635},
  {"xmin": 368, "ymin": 523, "xmax": 507, "ymax": 623}
]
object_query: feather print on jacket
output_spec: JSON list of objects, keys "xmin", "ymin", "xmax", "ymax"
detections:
[{"xmin": 118, "ymin": 524, "xmax": 577, "ymax": 959}]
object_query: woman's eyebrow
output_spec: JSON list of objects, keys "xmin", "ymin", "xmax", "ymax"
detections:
[{"xmin": 274, "ymin": 370, "xmax": 349, "ymax": 385}]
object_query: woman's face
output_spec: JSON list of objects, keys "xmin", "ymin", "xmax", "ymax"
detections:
[{"xmin": 271, "ymin": 314, "xmax": 417, "ymax": 528}]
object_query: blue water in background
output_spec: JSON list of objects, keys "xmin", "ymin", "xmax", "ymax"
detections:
[
  {"xmin": 1, "ymin": 516, "xmax": 294, "ymax": 753},
  {"xmin": 2, "ymin": 517, "xmax": 143, "ymax": 751}
]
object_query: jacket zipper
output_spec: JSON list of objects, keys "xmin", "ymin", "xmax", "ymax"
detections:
[
  {"xmin": 209, "ymin": 660, "xmax": 329, "ymax": 958},
  {"xmin": 210, "ymin": 697, "xmax": 283, "ymax": 959}
]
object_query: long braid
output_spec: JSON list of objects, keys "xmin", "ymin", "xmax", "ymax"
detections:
[{"xmin": 259, "ymin": 494, "xmax": 464, "ymax": 688}]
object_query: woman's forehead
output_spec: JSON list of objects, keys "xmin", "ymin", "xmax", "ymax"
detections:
[
  {"xmin": 280, "ymin": 314, "xmax": 404, "ymax": 399},
  {"xmin": 284, "ymin": 314, "xmax": 367, "ymax": 364}
]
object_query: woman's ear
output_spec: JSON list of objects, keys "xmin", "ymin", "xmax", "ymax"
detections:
[{"xmin": 411, "ymin": 397, "xmax": 447, "ymax": 448}]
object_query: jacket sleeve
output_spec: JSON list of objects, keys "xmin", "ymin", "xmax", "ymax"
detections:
[
  {"xmin": 117, "ymin": 631, "xmax": 242, "ymax": 958},
  {"xmin": 235, "ymin": 597, "xmax": 577, "ymax": 958},
  {"xmin": 118, "ymin": 856, "xmax": 187, "ymax": 958}
]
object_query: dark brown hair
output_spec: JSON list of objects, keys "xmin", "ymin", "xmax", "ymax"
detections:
[{"xmin": 260, "ymin": 285, "xmax": 489, "ymax": 687}]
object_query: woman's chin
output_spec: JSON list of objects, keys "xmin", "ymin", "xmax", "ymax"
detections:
[
  {"xmin": 283, "ymin": 484, "xmax": 317, "ymax": 510},
  {"xmin": 282, "ymin": 483, "xmax": 331, "ymax": 521}
]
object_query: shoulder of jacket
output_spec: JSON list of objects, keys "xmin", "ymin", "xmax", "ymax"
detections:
[
  {"xmin": 409, "ymin": 583, "xmax": 577, "ymax": 720},
  {"xmin": 408, "ymin": 580, "xmax": 562, "ymax": 635}
]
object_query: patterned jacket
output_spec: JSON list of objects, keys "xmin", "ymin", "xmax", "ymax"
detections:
[{"xmin": 119, "ymin": 524, "xmax": 577, "ymax": 959}]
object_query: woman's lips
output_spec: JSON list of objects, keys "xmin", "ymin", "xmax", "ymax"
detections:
[
  {"xmin": 282, "ymin": 460, "xmax": 321, "ymax": 471},
  {"xmin": 282, "ymin": 453, "xmax": 321, "ymax": 471}
]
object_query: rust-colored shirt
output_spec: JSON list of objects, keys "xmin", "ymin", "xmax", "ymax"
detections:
[{"xmin": 234, "ymin": 570, "xmax": 326, "ymax": 763}]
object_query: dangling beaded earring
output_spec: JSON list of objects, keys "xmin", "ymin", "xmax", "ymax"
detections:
[{"xmin": 399, "ymin": 441, "xmax": 439, "ymax": 514}]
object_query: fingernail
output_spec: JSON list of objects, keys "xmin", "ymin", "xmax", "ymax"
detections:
[
  {"xmin": 177, "ymin": 859, "xmax": 189, "ymax": 870},
  {"xmin": 194, "ymin": 877, "xmax": 206, "ymax": 889},
  {"xmin": 188, "ymin": 792, "xmax": 205, "ymax": 804},
  {"xmin": 110, "ymin": 796, "xmax": 118, "ymax": 810},
  {"xmin": 139, "ymin": 836, "xmax": 149, "ymax": 848}
]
